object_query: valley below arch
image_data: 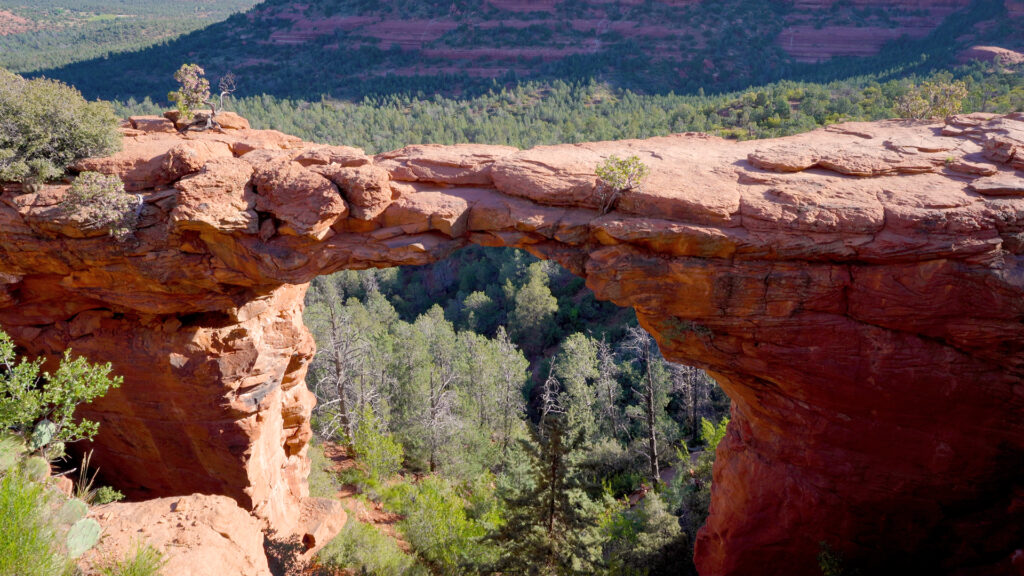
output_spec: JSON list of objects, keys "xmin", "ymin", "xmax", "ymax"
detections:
[{"xmin": 0, "ymin": 113, "xmax": 1022, "ymax": 575}]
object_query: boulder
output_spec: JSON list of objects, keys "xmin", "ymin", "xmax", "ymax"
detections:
[{"xmin": 79, "ymin": 494, "xmax": 272, "ymax": 576}]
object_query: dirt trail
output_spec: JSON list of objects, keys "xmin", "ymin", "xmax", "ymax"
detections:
[{"xmin": 320, "ymin": 442, "xmax": 411, "ymax": 553}]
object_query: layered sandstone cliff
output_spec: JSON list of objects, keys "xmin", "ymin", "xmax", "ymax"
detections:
[{"xmin": 0, "ymin": 113, "xmax": 1022, "ymax": 574}]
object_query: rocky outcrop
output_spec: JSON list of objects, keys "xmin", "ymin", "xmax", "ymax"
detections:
[
  {"xmin": 1, "ymin": 113, "xmax": 1022, "ymax": 574},
  {"xmin": 958, "ymin": 45, "xmax": 1024, "ymax": 65},
  {"xmin": 80, "ymin": 494, "xmax": 272, "ymax": 576}
]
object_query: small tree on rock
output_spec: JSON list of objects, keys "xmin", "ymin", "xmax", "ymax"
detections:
[
  {"xmin": 168, "ymin": 63, "xmax": 210, "ymax": 121},
  {"xmin": 207, "ymin": 72, "xmax": 237, "ymax": 122},
  {"xmin": 595, "ymin": 155, "xmax": 650, "ymax": 214}
]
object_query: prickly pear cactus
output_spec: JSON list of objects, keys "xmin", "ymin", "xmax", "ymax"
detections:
[
  {"xmin": 66, "ymin": 517, "xmax": 101, "ymax": 558},
  {"xmin": 21, "ymin": 455, "xmax": 50, "ymax": 482},
  {"xmin": 0, "ymin": 433, "xmax": 25, "ymax": 472},
  {"xmin": 29, "ymin": 419, "xmax": 56, "ymax": 451},
  {"xmin": 57, "ymin": 498, "xmax": 89, "ymax": 525},
  {"xmin": 47, "ymin": 441, "xmax": 65, "ymax": 460}
]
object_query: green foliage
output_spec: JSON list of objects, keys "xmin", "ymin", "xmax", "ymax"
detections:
[
  {"xmin": 60, "ymin": 171, "xmax": 139, "ymax": 241},
  {"xmin": 351, "ymin": 405, "xmax": 404, "ymax": 486},
  {"xmin": 602, "ymin": 493, "xmax": 689, "ymax": 576},
  {"xmin": 0, "ymin": 329, "xmax": 122, "ymax": 456},
  {"xmin": 317, "ymin": 519, "xmax": 425, "ymax": 576},
  {"xmin": 508, "ymin": 262, "xmax": 559, "ymax": 356},
  {"xmin": 491, "ymin": 414, "xmax": 605, "ymax": 575},
  {"xmin": 302, "ymin": 246, "xmax": 731, "ymax": 573},
  {"xmin": 595, "ymin": 155, "xmax": 651, "ymax": 214},
  {"xmin": 0, "ymin": 69, "xmax": 120, "ymax": 184},
  {"xmin": 0, "ymin": 433, "xmax": 25, "ymax": 473},
  {"xmin": 167, "ymin": 63, "xmax": 210, "ymax": 120},
  {"xmin": 109, "ymin": 62, "xmax": 1023, "ymax": 158},
  {"xmin": 666, "ymin": 416, "xmax": 730, "ymax": 541},
  {"xmin": 0, "ymin": 467, "xmax": 72, "ymax": 576},
  {"xmin": 699, "ymin": 416, "xmax": 729, "ymax": 452},
  {"xmin": 396, "ymin": 476, "xmax": 497, "ymax": 574},
  {"xmin": 0, "ymin": 1, "xmax": 259, "ymax": 74},
  {"xmin": 96, "ymin": 541, "xmax": 167, "ymax": 576},
  {"xmin": 306, "ymin": 440, "xmax": 341, "ymax": 499},
  {"xmin": 895, "ymin": 79, "xmax": 968, "ymax": 119},
  {"xmin": 92, "ymin": 485, "xmax": 125, "ymax": 505}
]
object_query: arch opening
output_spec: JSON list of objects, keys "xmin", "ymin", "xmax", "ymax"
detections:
[{"xmin": 0, "ymin": 115, "xmax": 1021, "ymax": 575}]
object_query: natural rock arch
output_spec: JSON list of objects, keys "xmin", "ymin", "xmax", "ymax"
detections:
[{"xmin": 0, "ymin": 113, "xmax": 1022, "ymax": 575}]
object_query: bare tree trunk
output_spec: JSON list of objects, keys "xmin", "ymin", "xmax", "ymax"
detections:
[
  {"xmin": 644, "ymin": 342, "xmax": 659, "ymax": 484},
  {"xmin": 326, "ymin": 295, "xmax": 354, "ymax": 443},
  {"xmin": 429, "ymin": 369, "xmax": 437, "ymax": 473},
  {"xmin": 625, "ymin": 326, "xmax": 660, "ymax": 485}
]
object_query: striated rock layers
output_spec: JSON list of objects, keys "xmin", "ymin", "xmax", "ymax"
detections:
[{"xmin": 1, "ymin": 113, "xmax": 1023, "ymax": 574}]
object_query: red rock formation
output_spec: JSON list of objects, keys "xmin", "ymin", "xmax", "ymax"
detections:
[
  {"xmin": 1, "ymin": 113, "xmax": 1022, "ymax": 574},
  {"xmin": 777, "ymin": 0, "xmax": 975, "ymax": 62},
  {"xmin": 958, "ymin": 45, "xmax": 1024, "ymax": 65},
  {"xmin": 81, "ymin": 494, "xmax": 274, "ymax": 576}
]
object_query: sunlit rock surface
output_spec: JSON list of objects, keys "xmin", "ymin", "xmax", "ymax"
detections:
[{"xmin": 1, "ymin": 112, "xmax": 1022, "ymax": 574}]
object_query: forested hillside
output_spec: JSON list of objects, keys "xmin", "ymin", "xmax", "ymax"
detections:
[
  {"xmin": 29, "ymin": 0, "xmax": 1024, "ymax": 101},
  {"xmin": 116, "ymin": 61, "xmax": 1024, "ymax": 151},
  {"xmin": 0, "ymin": 0, "xmax": 259, "ymax": 73}
]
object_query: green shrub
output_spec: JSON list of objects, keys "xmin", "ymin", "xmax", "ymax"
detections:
[
  {"xmin": 666, "ymin": 416, "xmax": 729, "ymax": 539},
  {"xmin": 60, "ymin": 172, "xmax": 139, "ymax": 242},
  {"xmin": 0, "ymin": 329, "xmax": 122, "ymax": 457},
  {"xmin": 93, "ymin": 485, "xmax": 125, "ymax": 505},
  {"xmin": 0, "ymin": 468, "xmax": 72, "ymax": 576},
  {"xmin": 896, "ymin": 80, "xmax": 968, "ymax": 119},
  {"xmin": 316, "ymin": 519, "xmax": 422, "ymax": 576},
  {"xmin": 0, "ymin": 69, "xmax": 120, "ymax": 184},
  {"xmin": 595, "ymin": 155, "xmax": 651, "ymax": 214},
  {"xmin": 306, "ymin": 440, "xmax": 341, "ymax": 499},
  {"xmin": 351, "ymin": 405, "xmax": 403, "ymax": 487},
  {"xmin": 97, "ymin": 541, "xmax": 166, "ymax": 576},
  {"xmin": 398, "ymin": 476, "xmax": 496, "ymax": 574}
]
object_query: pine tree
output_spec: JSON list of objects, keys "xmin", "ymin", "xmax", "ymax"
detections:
[{"xmin": 491, "ymin": 414, "xmax": 604, "ymax": 575}]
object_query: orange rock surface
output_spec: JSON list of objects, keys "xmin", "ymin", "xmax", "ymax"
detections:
[
  {"xmin": 1, "ymin": 113, "xmax": 1022, "ymax": 574},
  {"xmin": 80, "ymin": 494, "xmax": 273, "ymax": 576}
]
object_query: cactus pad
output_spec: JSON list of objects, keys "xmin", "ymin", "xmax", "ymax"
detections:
[
  {"xmin": 66, "ymin": 517, "xmax": 101, "ymax": 558},
  {"xmin": 58, "ymin": 498, "xmax": 89, "ymax": 525},
  {"xmin": 29, "ymin": 419, "xmax": 56, "ymax": 451},
  {"xmin": 22, "ymin": 455, "xmax": 49, "ymax": 482}
]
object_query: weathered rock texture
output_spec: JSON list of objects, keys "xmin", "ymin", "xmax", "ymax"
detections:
[
  {"xmin": 1, "ymin": 113, "xmax": 1023, "ymax": 574},
  {"xmin": 80, "ymin": 494, "xmax": 273, "ymax": 576}
]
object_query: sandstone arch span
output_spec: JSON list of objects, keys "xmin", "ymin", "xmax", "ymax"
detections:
[{"xmin": 0, "ymin": 113, "xmax": 1022, "ymax": 575}]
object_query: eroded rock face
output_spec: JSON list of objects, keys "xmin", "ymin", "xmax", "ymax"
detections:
[
  {"xmin": 1, "ymin": 113, "xmax": 1022, "ymax": 574},
  {"xmin": 80, "ymin": 494, "xmax": 273, "ymax": 576}
]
